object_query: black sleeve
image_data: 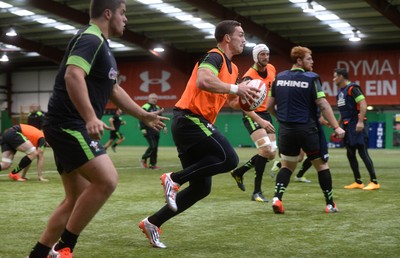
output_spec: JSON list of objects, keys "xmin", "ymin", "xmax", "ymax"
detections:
[{"xmin": 198, "ymin": 52, "xmax": 224, "ymax": 72}]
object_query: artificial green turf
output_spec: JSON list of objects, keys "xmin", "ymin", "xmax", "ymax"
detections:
[{"xmin": 0, "ymin": 147, "xmax": 398, "ymax": 257}]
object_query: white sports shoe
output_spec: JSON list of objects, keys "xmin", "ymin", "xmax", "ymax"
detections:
[
  {"xmin": 139, "ymin": 217, "xmax": 167, "ymax": 248},
  {"xmin": 294, "ymin": 176, "xmax": 311, "ymax": 183},
  {"xmin": 160, "ymin": 172, "xmax": 180, "ymax": 212},
  {"xmin": 270, "ymin": 160, "xmax": 280, "ymax": 178}
]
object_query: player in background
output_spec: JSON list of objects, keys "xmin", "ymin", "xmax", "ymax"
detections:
[
  {"xmin": 104, "ymin": 108, "xmax": 126, "ymax": 152},
  {"xmin": 139, "ymin": 93, "xmax": 167, "ymax": 169},
  {"xmin": 334, "ymin": 68, "xmax": 380, "ymax": 190},
  {"xmin": 230, "ymin": 44, "xmax": 276, "ymax": 202},
  {"xmin": 1, "ymin": 124, "xmax": 48, "ymax": 182},
  {"xmin": 27, "ymin": 104, "xmax": 45, "ymax": 130}
]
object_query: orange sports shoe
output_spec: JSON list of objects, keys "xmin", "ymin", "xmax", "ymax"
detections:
[
  {"xmin": 48, "ymin": 246, "xmax": 73, "ymax": 258},
  {"xmin": 272, "ymin": 197, "xmax": 285, "ymax": 214},
  {"xmin": 9, "ymin": 172, "xmax": 26, "ymax": 182},
  {"xmin": 363, "ymin": 182, "xmax": 380, "ymax": 190},
  {"xmin": 344, "ymin": 182, "xmax": 364, "ymax": 189}
]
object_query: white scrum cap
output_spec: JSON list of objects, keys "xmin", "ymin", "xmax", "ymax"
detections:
[{"xmin": 252, "ymin": 44, "xmax": 270, "ymax": 63}]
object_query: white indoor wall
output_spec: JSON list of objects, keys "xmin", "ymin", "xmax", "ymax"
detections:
[
  {"xmin": 11, "ymin": 69, "xmax": 57, "ymax": 113},
  {"xmin": 0, "ymin": 73, "xmax": 6, "ymax": 110}
]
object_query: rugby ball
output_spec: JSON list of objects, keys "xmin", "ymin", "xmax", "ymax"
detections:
[{"xmin": 239, "ymin": 79, "xmax": 267, "ymax": 111}]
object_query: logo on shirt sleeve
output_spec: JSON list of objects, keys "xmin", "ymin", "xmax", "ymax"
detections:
[{"xmin": 109, "ymin": 67, "xmax": 118, "ymax": 80}]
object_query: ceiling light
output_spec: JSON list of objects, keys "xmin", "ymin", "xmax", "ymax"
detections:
[
  {"xmin": 160, "ymin": 7, "xmax": 181, "ymax": 14},
  {"xmin": 339, "ymin": 29, "xmax": 354, "ymax": 35},
  {"xmin": 289, "ymin": 0, "xmax": 308, "ymax": 3},
  {"xmin": 349, "ymin": 29, "xmax": 361, "ymax": 42},
  {"xmin": 34, "ymin": 16, "xmax": 56, "ymax": 24},
  {"xmin": 0, "ymin": 53, "xmax": 9, "ymax": 62},
  {"xmin": 193, "ymin": 22, "xmax": 215, "ymax": 29},
  {"xmin": 55, "ymin": 24, "xmax": 75, "ymax": 31},
  {"xmin": 108, "ymin": 40, "xmax": 126, "ymax": 48},
  {"xmin": 153, "ymin": 47, "xmax": 164, "ymax": 53},
  {"xmin": 329, "ymin": 22, "xmax": 351, "ymax": 29},
  {"xmin": 10, "ymin": 8, "xmax": 34, "ymax": 16},
  {"xmin": 186, "ymin": 17, "xmax": 201, "ymax": 23},
  {"xmin": 2, "ymin": 44, "xmax": 20, "ymax": 50},
  {"xmin": 315, "ymin": 13, "xmax": 339, "ymax": 21},
  {"xmin": 0, "ymin": 1, "xmax": 12, "ymax": 8},
  {"xmin": 174, "ymin": 14, "xmax": 194, "ymax": 21},
  {"xmin": 245, "ymin": 42, "xmax": 256, "ymax": 48},
  {"xmin": 136, "ymin": 0, "xmax": 162, "ymax": 4},
  {"xmin": 6, "ymin": 27, "xmax": 17, "ymax": 37},
  {"xmin": 138, "ymin": 0, "xmax": 215, "ymax": 40},
  {"xmin": 303, "ymin": 0, "xmax": 314, "ymax": 13}
]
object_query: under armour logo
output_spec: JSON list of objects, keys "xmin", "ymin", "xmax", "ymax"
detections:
[
  {"xmin": 206, "ymin": 123, "xmax": 215, "ymax": 131},
  {"xmin": 139, "ymin": 71, "xmax": 171, "ymax": 92},
  {"xmin": 90, "ymin": 141, "xmax": 101, "ymax": 152}
]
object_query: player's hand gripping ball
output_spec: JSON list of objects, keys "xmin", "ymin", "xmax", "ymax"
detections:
[{"xmin": 239, "ymin": 79, "xmax": 267, "ymax": 111}]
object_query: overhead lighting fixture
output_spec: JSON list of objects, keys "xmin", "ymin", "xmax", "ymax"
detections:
[
  {"xmin": 137, "ymin": 0, "xmax": 217, "ymax": 42},
  {"xmin": 291, "ymin": 0, "xmax": 363, "ymax": 43},
  {"xmin": 0, "ymin": 1, "xmax": 13, "ymax": 8},
  {"xmin": 108, "ymin": 40, "xmax": 126, "ymax": 48},
  {"xmin": 10, "ymin": 8, "xmax": 34, "ymax": 16},
  {"xmin": 315, "ymin": 13, "xmax": 339, "ymax": 21},
  {"xmin": 245, "ymin": 42, "xmax": 256, "ymax": 48},
  {"xmin": 175, "ymin": 14, "xmax": 194, "ymax": 21},
  {"xmin": 0, "ymin": 53, "xmax": 9, "ymax": 62},
  {"xmin": 136, "ymin": 0, "xmax": 162, "ymax": 4},
  {"xmin": 193, "ymin": 22, "xmax": 215, "ymax": 29},
  {"xmin": 6, "ymin": 27, "xmax": 17, "ymax": 37},
  {"xmin": 349, "ymin": 29, "xmax": 361, "ymax": 42},
  {"xmin": 329, "ymin": 22, "xmax": 351, "ymax": 29},
  {"xmin": 54, "ymin": 24, "xmax": 76, "ymax": 31},
  {"xmin": 34, "ymin": 16, "xmax": 57, "ymax": 24},
  {"xmin": 153, "ymin": 47, "xmax": 165, "ymax": 53},
  {"xmin": 303, "ymin": 0, "xmax": 314, "ymax": 13},
  {"xmin": 159, "ymin": 7, "xmax": 181, "ymax": 14}
]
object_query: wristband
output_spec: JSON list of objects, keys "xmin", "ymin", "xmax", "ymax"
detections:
[{"xmin": 229, "ymin": 84, "xmax": 238, "ymax": 94}]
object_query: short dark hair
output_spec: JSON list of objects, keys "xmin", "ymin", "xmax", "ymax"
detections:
[
  {"xmin": 334, "ymin": 68, "xmax": 349, "ymax": 79},
  {"xmin": 90, "ymin": 0, "xmax": 126, "ymax": 19},
  {"xmin": 214, "ymin": 20, "xmax": 241, "ymax": 43}
]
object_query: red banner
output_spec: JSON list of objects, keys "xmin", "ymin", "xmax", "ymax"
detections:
[
  {"xmin": 313, "ymin": 50, "xmax": 400, "ymax": 106},
  {"xmin": 108, "ymin": 60, "xmax": 189, "ymax": 109},
  {"xmin": 110, "ymin": 49, "xmax": 399, "ymax": 109}
]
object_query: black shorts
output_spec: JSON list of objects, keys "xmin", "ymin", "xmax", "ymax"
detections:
[
  {"xmin": 172, "ymin": 108, "xmax": 221, "ymax": 155},
  {"xmin": 1, "ymin": 125, "xmax": 27, "ymax": 153},
  {"xmin": 242, "ymin": 111, "xmax": 272, "ymax": 135},
  {"xmin": 110, "ymin": 130, "xmax": 124, "ymax": 140},
  {"xmin": 43, "ymin": 122, "xmax": 106, "ymax": 174},
  {"xmin": 278, "ymin": 122, "xmax": 328, "ymax": 162}
]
